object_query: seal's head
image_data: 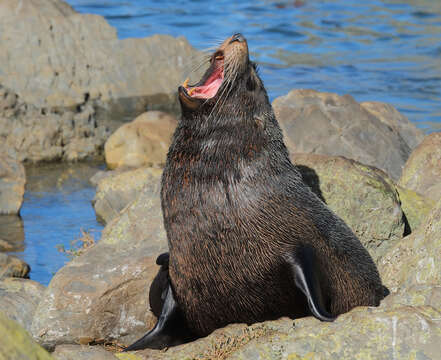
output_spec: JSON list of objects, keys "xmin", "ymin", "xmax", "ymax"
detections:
[{"xmin": 178, "ymin": 33, "xmax": 269, "ymax": 117}]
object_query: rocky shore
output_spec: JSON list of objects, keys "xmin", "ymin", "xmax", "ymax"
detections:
[{"xmin": 1, "ymin": 0, "xmax": 440, "ymax": 359}]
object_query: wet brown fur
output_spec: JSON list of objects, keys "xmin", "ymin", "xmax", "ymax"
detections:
[{"xmin": 161, "ymin": 34, "xmax": 385, "ymax": 337}]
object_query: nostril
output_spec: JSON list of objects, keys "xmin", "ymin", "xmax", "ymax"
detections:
[{"xmin": 230, "ymin": 33, "xmax": 245, "ymax": 43}]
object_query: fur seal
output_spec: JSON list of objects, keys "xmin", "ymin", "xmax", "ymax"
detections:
[{"xmin": 125, "ymin": 33, "xmax": 386, "ymax": 351}]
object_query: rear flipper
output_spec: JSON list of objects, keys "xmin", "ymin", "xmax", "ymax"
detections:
[
  {"xmin": 286, "ymin": 245, "xmax": 335, "ymax": 322},
  {"xmin": 149, "ymin": 252, "xmax": 170, "ymax": 317},
  {"xmin": 124, "ymin": 253, "xmax": 196, "ymax": 351}
]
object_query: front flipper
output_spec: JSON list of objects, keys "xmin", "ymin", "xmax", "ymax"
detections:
[
  {"xmin": 286, "ymin": 246, "xmax": 335, "ymax": 322},
  {"xmin": 124, "ymin": 283, "xmax": 195, "ymax": 351}
]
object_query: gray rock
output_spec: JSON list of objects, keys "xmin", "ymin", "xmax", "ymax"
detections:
[
  {"xmin": 273, "ymin": 90, "xmax": 417, "ymax": 181},
  {"xmin": 31, "ymin": 168, "xmax": 167, "ymax": 350},
  {"xmin": 93, "ymin": 167, "xmax": 162, "ymax": 224},
  {"xmin": 0, "ymin": 154, "xmax": 25, "ymax": 214},
  {"xmin": 0, "ymin": 0, "xmax": 202, "ymax": 162},
  {"xmin": 361, "ymin": 101, "xmax": 424, "ymax": 150},
  {"xmin": 0, "ymin": 278, "xmax": 45, "ymax": 332},
  {"xmin": 0, "ymin": 215, "xmax": 25, "ymax": 252},
  {"xmin": 399, "ymin": 132, "xmax": 441, "ymax": 201},
  {"xmin": 226, "ymin": 307, "xmax": 441, "ymax": 360},
  {"xmin": 104, "ymin": 111, "xmax": 178, "ymax": 170},
  {"xmin": 128, "ymin": 304, "xmax": 441, "ymax": 360},
  {"xmin": 379, "ymin": 197, "xmax": 441, "ymax": 293},
  {"xmin": 53, "ymin": 345, "xmax": 117, "ymax": 360},
  {"xmin": 396, "ymin": 185, "xmax": 435, "ymax": 233},
  {"xmin": 292, "ymin": 153, "xmax": 405, "ymax": 260},
  {"xmin": 0, "ymin": 253, "xmax": 30, "ymax": 279},
  {"xmin": 0, "ymin": 311, "xmax": 53, "ymax": 360}
]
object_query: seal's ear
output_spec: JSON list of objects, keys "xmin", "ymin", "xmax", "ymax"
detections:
[{"xmin": 285, "ymin": 246, "xmax": 335, "ymax": 322}]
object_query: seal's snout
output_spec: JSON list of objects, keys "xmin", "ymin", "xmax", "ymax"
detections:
[{"xmin": 230, "ymin": 33, "xmax": 246, "ymax": 43}]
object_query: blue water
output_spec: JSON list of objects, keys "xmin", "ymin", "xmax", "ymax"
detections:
[
  {"xmin": 12, "ymin": 163, "xmax": 104, "ymax": 286},
  {"xmin": 67, "ymin": 0, "xmax": 441, "ymax": 131}
]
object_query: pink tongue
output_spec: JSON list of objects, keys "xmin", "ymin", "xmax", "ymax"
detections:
[{"xmin": 191, "ymin": 67, "xmax": 224, "ymax": 99}]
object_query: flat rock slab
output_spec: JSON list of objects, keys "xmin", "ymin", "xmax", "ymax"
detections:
[
  {"xmin": 0, "ymin": 278, "xmax": 45, "ymax": 332},
  {"xmin": 273, "ymin": 89, "xmax": 419, "ymax": 181},
  {"xmin": 53, "ymin": 344, "xmax": 118, "ymax": 360},
  {"xmin": 399, "ymin": 132, "xmax": 441, "ymax": 201},
  {"xmin": 0, "ymin": 154, "xmax": 25, "ymax": 214},
  {"xmin": 31, "ymin": 169, "xmax": 167, "ymax": 350},
  {"xmin": 0, "ymin": 311, "xmax": 53, "ymax": 360},
  {"xmin": 227, "ymin": 306, "xmax": 440, "ymax": 360},
  {"xmin": 292, "ymin": 153, "xmax": 405, "ymax": 260},
  {"xmin": 125, "ymin": 303, "xmax": 440, "ymax": 360}
]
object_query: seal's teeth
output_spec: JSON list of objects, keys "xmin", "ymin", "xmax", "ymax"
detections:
[
  {"xmin": 183, "ymin": 78, "xmax": 189, "ymax": 88},
  {"xmin": 188, "ymin": 88, "xmax": 195, "ymax": 96}
]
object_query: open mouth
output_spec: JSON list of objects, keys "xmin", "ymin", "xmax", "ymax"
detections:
[{"xmin": 182, "ymin": 52, "xmax": 224, "ymax": 99}]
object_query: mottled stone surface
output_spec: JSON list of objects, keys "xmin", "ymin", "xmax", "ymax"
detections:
[
  {"xmin": 0, "ymin": 0, "xmax": 201, "ymax": 162},
  {"xmin": 0, "ymin": 215, "xmax": 25, "ymax": 252},
  {"xmin": 396, "ymin": 185, "xmax": 435, "ymax": 233},
  {"xmin": 105, "ymin": 112, "xmax": 177, "ymax": 170},
  {"xmin": 53, "ymin": 344, "xmax": 118, "ymax": 360},
  {"xmin": 292, "ymin": 153, "xmax": 404, "ymax": 260},
  {"xmin": 31, "ymin": 169, "xmax": 167, "ymax": 350},
  {"xmin": 361, "ymin": 101, "xmax": 424, "ymax": 150},
  {"xmin": 0, "ymin": 311, "xmax": 53, "ymax": 360},
  {"xmin": 379, "ymin": 197, "xmax": 441, "ymax": 292},
  {"xmin": 122, "ymin": 304, "xmax": 440, "ymax": 360},
  {"xmin": 0, "ymin": 278, "xmax": 45, "ymax": 332},
  {"xmin": 273, "ymin": 90, "xmax": 418, "ymax": 180},
  {"xmin": 93, "ymin": 168, "xmax": 161, "ymax": 224},
  {"xmin": 399, "ymin": 132, "xmax": 441, "ymax": 201},
  {"xmin": 226, "ymin": 307, "xmax": 440, "ymax": 360},
  {"xmin": 0, "ymin": 253, "xmax": 30, "ymax": 279},
  {"xmin": 0, "ymin": 154, "xmax": 25, "ymax": 214}
]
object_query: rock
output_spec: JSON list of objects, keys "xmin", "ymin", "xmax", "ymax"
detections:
[
  {"xmin": 396, "ymin": 186, "xmax": 435, "ymax": 233},
  {"xmin": 125, "ymin": 304, "xmax": 440, "ymax": 360},
  {"xmin": 273, "ymin": 90, "xmax": 416, "ymax": 180},
  {"xmin": 0, "ymin": 311, "xmax": 53, "ymax": 360},
  {"xmin": 361, "ymin": 101, "xmax": 424, "ymax": 150},
  {"xmin": 0, "ymin": 253, "xmax": 30, "ymax": 279},
  {"xmin": 0, "ymin": 215, "xmax": 25, "ymax": 252},
  {"xmin": 93, "ymin": 167, "xmax": 161, "ymax": 224},
  {"xmin": 399, "ymin": 132, "xmax": 441, "ymax": 201},
  {"xmin": 0, "ymin": 154, "xmax": 25, "ymax": 214},
  {"xmin": 292, "ymin": 153, "xmax": 405, "ymax": 260},
  {"xmin": 227, "ymin": 307, "xmax": 440, "ymax": 360},
  {"xmin": 53, "ymin": 344, "xmax": 118, "ymax": 360},
  {"xmin": 105, "ymin": 111, "xmax": 177, "ymax": 170},
  {"xmin": 0, "ymin": 85, "xmax": 110, "ymax": 163},
  {"xmin": 0, "ymin": 0, "xmax": 202, "ymax": 162},
  {"xmin": 382, "ymin": 284, "xmax": 441, "ymax": 309},
  {"xmin": 31, "ymin": 168, "xmax": 167, "ymax": 350},
  {"xmin": 0, "ymin": 278, "xmax": 45, "ymax": 332},
  {"xmin": 379, "ymin": 197, "xmax": 441, "ymax": 292}
]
